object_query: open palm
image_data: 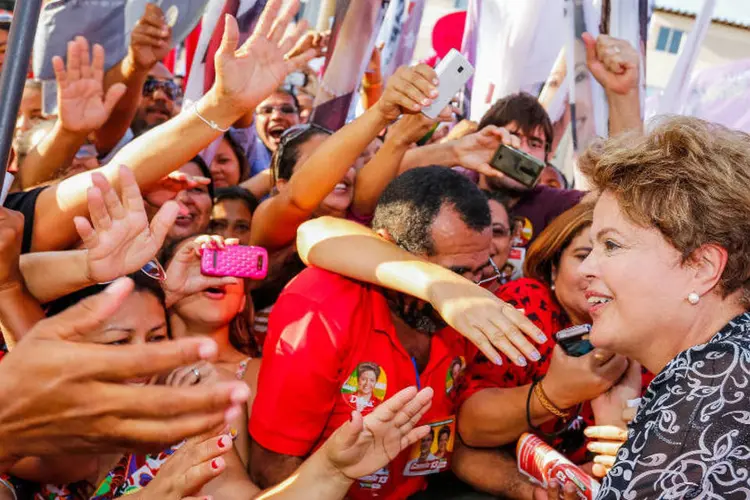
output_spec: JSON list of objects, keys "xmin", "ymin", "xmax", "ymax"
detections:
[
  {"xmin": 53, "ymin": 37, "xmax": 125, "ymax": 134},
  {"xmin": 213, "ymin": 0, "xmax": 317, "ymax": 111},
  {"xmin": 74, "ymin": 166, "xmax": 178, "ymax": 284},
  {"xmin": 163, "ymin": 235, "xmax": 240, "ymax": 308},
  {"xmin": 324, "ymin": 387, "xmax": 433, "ymax": 480}
]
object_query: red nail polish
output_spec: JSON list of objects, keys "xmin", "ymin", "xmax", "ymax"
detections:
[
  {"xmin": 218, "ymin": 436, "xmax": 226, "ymax": 448},
  {"xmin": 211, "ymin": 459, "xmax": 219, "ymax": 470}
]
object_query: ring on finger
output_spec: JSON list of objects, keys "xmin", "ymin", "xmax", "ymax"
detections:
[{"xmin": 192, "ymin": 367, "xmax": 201, "ymax": 384}]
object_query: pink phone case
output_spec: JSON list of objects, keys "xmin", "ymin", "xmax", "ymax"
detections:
[{"xmin": 200, "ymin": 245, "xmax": 268, "ymax": 280}]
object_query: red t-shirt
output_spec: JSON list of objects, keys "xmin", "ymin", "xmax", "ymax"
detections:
[
  {"xmin": 251, "ymin": 267, "xmax": 475, "ymax": 499},
  {"xmin": 460, "ymin": 278, "xmax": 653, "ymax": 464}
]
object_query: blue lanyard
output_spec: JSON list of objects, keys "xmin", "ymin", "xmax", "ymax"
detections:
[{"xmin": 411, "ymin": 357, "xmax": 422, "ymax": 390}]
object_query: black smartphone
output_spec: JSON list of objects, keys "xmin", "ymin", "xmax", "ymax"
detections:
[
  {"xmin": 489, "ymin": 144, "xmax": 545, "ymax": 188},
  {"xmin": 554, "ymin": 324, "xmax": 594, "ymax": 357}
]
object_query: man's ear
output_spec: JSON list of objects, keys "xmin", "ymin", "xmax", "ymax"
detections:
[{"xmin": 376, "ymin": 228, "xmax": 396, "ymax": 244}]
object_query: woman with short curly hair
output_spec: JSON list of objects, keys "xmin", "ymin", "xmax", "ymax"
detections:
[{"xmin": 578, "ymin": 116, "xmax": 750, "ymax": 499}]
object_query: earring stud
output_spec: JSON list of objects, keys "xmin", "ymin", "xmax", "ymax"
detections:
[{"xmin": 688, "ymin": 292, "xmax": 700, "ymax": 305}]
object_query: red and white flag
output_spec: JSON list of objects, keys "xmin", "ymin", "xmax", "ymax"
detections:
[
  {"xmin": 184, "ymin": 0, "xmax": 267, "ymax": 103},
  {"xmin": 310, "ymin": 0, "xmax": 386, "ymax": 131}
]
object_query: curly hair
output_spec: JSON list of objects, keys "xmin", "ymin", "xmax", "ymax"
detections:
[{"xmin": 580, "ymin": 116, "xmax": 750, "ymax": 306}]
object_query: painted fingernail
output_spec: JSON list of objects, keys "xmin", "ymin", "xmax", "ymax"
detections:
[
  {"xmin": 218, "ymin": 435, "xmax": 228, "ymax": 448},
  {"xmin": 422, "ymin": 98, "xmax": 431, "ymax": 106},
  {"xmin": 493, "ymin": 355, "xmax": 503, "ymax": 366},
  {"xmin": 529, "ymin": 351, "xmax": 541, "ymax": 362},
  {"xmin": 430, "ymin": 88, "xmax": 438, "ymax": 97},
  {"xmin": 230, "ymin": 384, "xmax": 250, "ymax": 404},
  {"xmin": 412, "ymin": 103, "xmax": 420, "ymax": 110},
  {"xmin": 537, "ymin": 333, "xmax": 548, "ymax": 343},
  {"xmin": 432, "ymin": 78, "xmax": 439, "ymax": 85},
  {"xmin": 517, "ymin": 356, "xmax": 528, "ymax": 367},
  {"xmin": 211, "ymin": 458, "xmax": 221, "ymax": 470}
]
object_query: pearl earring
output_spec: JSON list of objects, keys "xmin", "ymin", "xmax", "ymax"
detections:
[{"xmin": 688, "ymin": 292, "xmax": 700, "ymax": 305}]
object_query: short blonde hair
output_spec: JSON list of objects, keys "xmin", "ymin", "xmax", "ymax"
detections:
[
  {"xmin": 580, "ymin": 116, "xmax": 750, "ymax": 306},
  {"xmin": 524, "ymin": 202, "xmax": 594, "ymax": 284}
]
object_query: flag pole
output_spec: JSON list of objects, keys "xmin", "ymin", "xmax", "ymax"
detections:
[
  {"xmin": 0, "ymin": 0, "xmax": 43, "ymax": 196},
  {"xmin": 316, "ymin": 0, "xmax": 336, "ymax": 31}
]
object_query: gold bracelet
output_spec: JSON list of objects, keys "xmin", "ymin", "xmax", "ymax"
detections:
[{"xmin": 533, "ymin": 380, "xmax": 571, "ymax": 419}]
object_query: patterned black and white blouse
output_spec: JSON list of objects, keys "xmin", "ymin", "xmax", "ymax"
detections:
[{"xmin": 597, "ymin": 312, "xmax": 750, "ymax": 500}]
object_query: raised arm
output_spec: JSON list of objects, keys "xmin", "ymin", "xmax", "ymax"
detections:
[
  {"xmin": 399, "ymin": 125, "xmax": 520, "ymax": 179},
  {"xmin": 20, "ymin": 37, "xmax": 125, "ymax": 189},
  {"xmin": 28, "ymin": 0, "xmax": 315, "ymax": 252},
  {"xmin": 20, "ymin": 167, "xmax": 179, "ymax": 304},
  {"xmin": 296, "ymin": 216, "xmax": 547, "ymax": 365},
  {"xmin": 583, "ymin": 33, "xmax": 642, "ymax": 136},
  {"xmin": 249, "ymin": 64, "xmax": 438, "ymax": 251},
  {"xmin": 352, "ymin": 71, "xmax": 444, "ymax": 216},
  {"xmin": 95, "ymin": 4, "xmax": 172, "ymax": 155},
  {"xmin": 0, "ymin": 209, "xmax": 44, "ymax": 348}
]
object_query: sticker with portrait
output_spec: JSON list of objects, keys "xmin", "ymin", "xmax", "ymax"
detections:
[
  {"xmin": 403, "ymin": 417, "xmax": 456, "ymax": 477},
  {"xmin": 357, "ymin": 465, "xmax": 390, "ymax": 492},
  {"xmin": 510, "ymin": 216, "xmax": 534, "ymax": 248},
  {"xmin": 445, "ymin": 356, "xmax": 466, "ymax": 395},
  {"xmin": 341, "ymin": 362, "xmax": 387, "ymax": 414},
  {"xmin": 505, "ymin": 248, "xmax": 526, "ymax": 282}
]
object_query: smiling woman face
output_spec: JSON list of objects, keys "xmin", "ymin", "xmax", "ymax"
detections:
[
  {"xmin": 169, "ymin": 162, "xmax": 213, "ymax": 241},
  {"xmin": 581, "ymin": 192, "xmax": 693, "ymax": 358}
]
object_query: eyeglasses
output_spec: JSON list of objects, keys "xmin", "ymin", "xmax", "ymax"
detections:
[
  {"xmin": 475, "ymin": 257, "xmax": 503, "ymax": 286},
  {"xmin": 271, "ymin": 123, "xmax": 332, "ymax": 184},
  {"xmin": 99, "ymin": 259, "xmax": 166, "ymax": 284},
  {"xmin": 143, "ymin": 77, "xmax": 183, "ymax": 101},
  {"xmin": 141, "ymin": 259, "xmax": 167, "ymax": 281},
  {"xmin": 256, "ymin": 104, "xmax": 299, "ymax": 116}
]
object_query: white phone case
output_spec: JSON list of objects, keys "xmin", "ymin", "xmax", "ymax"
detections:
[{"xmin": 421, "ymin": 48, "xmax": 474, "ymax": 119}]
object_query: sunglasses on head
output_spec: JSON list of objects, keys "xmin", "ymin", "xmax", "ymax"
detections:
[
  {"xmin": 98, "ymin": 259, "xmax": 167, "ymax": 285},
  {"xmin": 271, "ymin": 123, "xmax": 333, "ymax": 184},
  {"xmin": 143, "ymin": 77, "xmax": 183, "ymax": 101}
]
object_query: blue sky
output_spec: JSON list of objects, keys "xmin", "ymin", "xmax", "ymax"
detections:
[{"xmin": 656, "ymin": 0, "xmax": 750, "ymax": 25}]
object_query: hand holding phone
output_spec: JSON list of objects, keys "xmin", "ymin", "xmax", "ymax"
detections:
[
  {"xmin": 554, "ymin": 324, "xmax": 594, "ymax": 357},
  {"xmin": 422, "ymin": 49, "xmax": 474, "ymax": 120},
  {"xmin": 200, "ymin": 245, "xmax": 268, "ymax": 280},
  {"xmin": 489, "ymin": 144, "xmax": 546, "ymax": 188}
]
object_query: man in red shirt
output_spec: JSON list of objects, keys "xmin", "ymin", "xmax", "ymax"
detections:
[{"xmin": 250, "ymin": 167, "xmax": 493, "ymax": 499}]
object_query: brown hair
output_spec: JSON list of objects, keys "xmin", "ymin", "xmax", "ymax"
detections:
[
  {"xmin": 580, "ymin": 116, "xmax": 750, "ymax": 306},
  {"xmin": 478, "ymin": 92, "xmax": 553, "ymax": 157},
  {"xmin": 524, "ymin": 202, "xmax": 595, "ymax": 284}
]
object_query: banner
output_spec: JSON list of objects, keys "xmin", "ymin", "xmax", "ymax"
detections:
[
  {"xmin": 463, "ymin": 0, "xmax": 564, "ymax": 122},
  {"xmin": 310, "ymin": 0, "xmax": 386, "ymax": 131},
  {"xmin": 682, "ymin": 58, "xmax": 750, "ymax": 133},
  {"xmin": 654, "ymin": 0, "xmax": 715, "ymax": 116},
  {"xmin": 375, "ymin": 0, "xmax": 405, "ymax": 81},
  {"xmin": 386, "ymin": 0, "xmax": 426, "ymax": 77}
]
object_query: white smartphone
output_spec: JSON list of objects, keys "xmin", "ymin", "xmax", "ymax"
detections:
[{"xmin": 421, "ymin": 49, "xmax": 474, "ymax": 120}]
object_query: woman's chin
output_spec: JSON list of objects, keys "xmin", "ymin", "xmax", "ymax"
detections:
[
  {"xmin": 589, "ymin": 323, "xmax": 617, "ymax": 351},
  {"xmin": 318, "ymin": 196, "xmax": 352, "ymax": 218}
]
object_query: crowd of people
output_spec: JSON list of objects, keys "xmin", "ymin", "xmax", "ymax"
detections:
[{"xmin": 1, "ymin": 1, "xmax": 749, "ymax": 499}]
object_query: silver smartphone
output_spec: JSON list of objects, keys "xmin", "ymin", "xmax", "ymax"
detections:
[{"xmin": 421, "ymin": 49, "xmax": 474, "ymax": 120}]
